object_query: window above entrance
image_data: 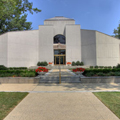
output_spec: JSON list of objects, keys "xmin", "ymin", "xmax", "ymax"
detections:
[
  {"xmin": 54, "ymin": 35, "xmax": 66, "ymax": 44},
  {"xmin": 54, "ymin": 50, "xmax": 65, "ymax": 55}
]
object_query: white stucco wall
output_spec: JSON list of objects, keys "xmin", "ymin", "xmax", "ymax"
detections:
[
  {"xmin": 96, "ymin": 31, "xmax": 120, "ymax": 66},
  {"xmin": 44, "ymin": 20, "xmax": 75, "ymax": 36},
  {"xmin": 0, "ymin": 33, "xmax": 8, "ymax": 66},
  {"xmin": 39, "ymin": 25, "xmax": 54, "ymax": 63},
  {"xmin": 66, "ymin": 25, "xmax": 81, "ymax": 63},
  {"xmin": 7, "ymin": 30, "xmax": 39, "ymax": 67},
  {"xmin": 81, "ymin": 29, "xmax": 96, "ymax": 66}
]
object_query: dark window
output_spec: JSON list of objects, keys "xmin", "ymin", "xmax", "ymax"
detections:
[
  {"xmin": 54, "ymin": 50, "xmax": 65, "ymax": 55},
  {"xmin": 54, "ymin": 35, "xmax": 66, "ymax": 44}
]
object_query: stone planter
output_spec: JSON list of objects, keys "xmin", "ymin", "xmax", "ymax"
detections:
[
  {"xmin": 76, "ymin": 71, "xmax": 84, "ymax": 76},
  {"xmin": 37, "ymin": 72, "xmax": 46, "ymax": 75}
]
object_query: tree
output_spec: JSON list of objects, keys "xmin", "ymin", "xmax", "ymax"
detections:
[
  {"xmin": 113, "ymin": 24, "xmax": 120, "ymax": 39},
  {"xmin": 0, "ymin": 0, "xmax": 41, "ymax": 35}
]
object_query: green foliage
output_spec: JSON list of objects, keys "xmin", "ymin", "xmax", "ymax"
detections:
[
  {"xmin": 94, "ymin": 66, "xmax": 98, "ymax": 68},
  {"xmin": 96, "ymin": 72, "xmax": 105, "ymax": 76},
  {"xmin": 71, "ymin": 61, "xmax": 84, "ymax": 66},
  {"xmin": 80, "ymin": 62, "xmax": 84, "ymax": 66},
  {"xmin": 0, "ymin": 65, "xmax": 7, "ymax": 70},
  {"xmin": 113, "ymin": 24, "xmax": 120, "ymax": 39},
  {"xmin": 72, "ymin": 61, "xmax": 76, "ymax": 66},
  {"xmin": 116, "ymin": 64, "xmax": 120, "ymax": 68},
  {"xmin": 90, "ymin": 66, "xmax": 93, "ymax": 68},
  {"xmin": 37, "ymin": 61, "xmax": 48, "ymax": 66},
  {"xmin": 0, "ymin": 0, "xmax": 41, "ymax": 35},
  {"xmin": 0, "ymin": 70, "xmax": 36, "ymax": 77},
  {"xmin": 99, "ymin": 66, "xmax": 104, "ymax": 68},
  {"xmin": 76, "ymin": 61, "xmax": 81, "ymax": 66}
]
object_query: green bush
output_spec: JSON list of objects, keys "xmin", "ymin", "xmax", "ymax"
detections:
[
  {"xmin": 72, "ymin": 61, "xmax": 76, "ymax": 66},
  {"xmin": 0, "ymin": 65, "xmax": 7, "ymax": 70},
  {"xmin": 116, "ymin": 64, "xmax": 120, "ymax": 68},
  {"xmin": 76, "ymin": 61, "xmax": 81, "ymax": 66},
  {"xmin": 37, "ymin": 61, "xmax": 48, "ymax": 66},
  {"xmin": 104, "ymin": 66, "xmax": 108, "ymax": 69},
  {"xmin": 90, "ymin": 66, "xmax": 93, "ymax": 69},
  {"xmin": 96, "ymin": 72, "xmax": 105, "ymax": 76},
  {"xmin": 113, "ymin": 66, "xmax": 116, "ymax": 69},
  {"xmin": 0, "ymin": 70, "xmax": 36, "ymax": 77},
  {"xmin": 114, "ymin": 72, "xmax": 120, "ymax": 76},
  {"xmin": 108, "ymin": 66, "xmax": 112, "ymax": 69},
  {"xmin": 80, "ymin": 62, "xmax": 84, "ymax": 66},
  {"xmin": 94, "ymin": 66, "xmax": 98, "ymax": 69},
  {"xmin": 85, "ymin": 72, "xmax": 94, "ymax": 77},
  {"xmin": 8, "ymin": 67, "xmax": 27, "ymax": 70},
  {"xmin": 99, "ymin": 66, "xmax": 104, "ymax": 69}
]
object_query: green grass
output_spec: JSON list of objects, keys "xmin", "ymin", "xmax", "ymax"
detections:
[
  {"xmin": 0, "ymin": 92, "xmax": 28, "ymax": 120},
  {"xmin": 93, "ymin": 92, "xmax": 120, "ymax": 119}
]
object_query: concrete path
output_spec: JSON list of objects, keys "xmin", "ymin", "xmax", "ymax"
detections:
[
  {"xmin": 4, "ymin": 92, "xmax": 119, "ymax": 120},
  {"xmin": 0, "ymin": 83, "xmax": 120, "ymax": 92}
]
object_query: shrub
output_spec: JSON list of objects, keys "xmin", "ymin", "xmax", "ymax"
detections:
[
  {"xmin": 99, "ymin": 66, "xmax": 104, "ymax": 69},
  {"xmin": 113, "ymin": 66, "xmax": 116, "ymax": 69},
  {"xmin": 37, "ymin": 61, "xmax": 48, "ymax": 66},
  {"xmin": 76, "ymin": 61, "xmax": 81, "ymax": 66},
  {"xmin": 72, "ymin": 61, "xmax": 76, "ymax": 66},
  {"xmin": 116, "ymin": 64, "xmax": 120, "ymax": 68},
  {"xmin": 94, "ymin": 66, "xmax": 98, "ymax": 69},
  {"xmin": 85, "ymin": 72, "xmax": 94, "ymax": 77},
  {"xmin": 80, "ymin": 62, "xmax": 84, "ymax": 66},
  {"xmin": 108, "ymin": 66, "xmax": 112, "ymax": 69},
  {"xmin": 90, "ymin": 66, "xmax": 93, "ymax": 69},
  {"xmin": 96, "ymin": 72, "xmax": 105, "ymax": 76},
  {"xmin": 0, "ymin": 65, "xmax": 7, "ymax": 70},
  {"xmin": 104, "ymin": 66, "xmax": 108, "ymax": 69},
  {"xmin": 114, "ymin": 72, "xmax": 120, "ymax": 76}
]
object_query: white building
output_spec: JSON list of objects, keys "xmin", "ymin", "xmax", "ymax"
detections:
[{"xmin": 0, "ymin": 16, "xmax": 120, "ymax": 67}]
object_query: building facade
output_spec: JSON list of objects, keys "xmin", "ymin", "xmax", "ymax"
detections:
[{"xmin": 0, "ymin": 16, "xmax": 120, "ymax": 67}]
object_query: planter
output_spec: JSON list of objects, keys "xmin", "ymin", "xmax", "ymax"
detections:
[
  {"xmin": 37, "ymin": 72, "xmax": 46, "ymax": 75},
  {"xmin": 76, "ymin": 71, "xmax": 84, "ymax": 76}
]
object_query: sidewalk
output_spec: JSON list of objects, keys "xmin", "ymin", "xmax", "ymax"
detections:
[
  {"xmin": 4, "ymin": 92, "xmax": 119, "ymax": 120},
  {"xmin": 0, "ymin": 83, "xmax": 120, "ymax": 92},
  {"xmin": 1, "ymin": 83, "xmax": 120, "ymax": 120}
]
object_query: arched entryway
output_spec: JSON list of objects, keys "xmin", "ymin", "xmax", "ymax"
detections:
[{"xmin": 53, "ymin": 35, "xmax": 66, "ymax": 65}]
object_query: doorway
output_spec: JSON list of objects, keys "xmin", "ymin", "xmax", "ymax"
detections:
[{"xmin": 54, "ymin": 55, "xmax": 66, "ymax": 65}]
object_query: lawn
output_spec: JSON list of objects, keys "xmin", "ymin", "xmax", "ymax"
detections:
[
  {"xmin": 93, "ymin": 92, "xmax": 120, "ymax": 119},
  {"xmin": 0, "ymin": 92, "xmax": 28, "ymax": 120}
]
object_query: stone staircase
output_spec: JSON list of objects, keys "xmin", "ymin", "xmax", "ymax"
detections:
[{"xmin": 36, "ymin": 69, "xmax": 81, "ymax": 83}]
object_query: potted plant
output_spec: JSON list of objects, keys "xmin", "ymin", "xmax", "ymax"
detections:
[
  {"xmin": 67, "ymin": 62, "xmax": 71, "ymax": 66},
  {"xmin": 73, "ymin": 68, "xmax": 85, "ymax": 76},
  {"xmin": 48, "ymin": 62, "xmax": 52, "ymax": 66},
  {"xmin": 35, "ymin": 67, "xmax": 48, "ymax": 75}
]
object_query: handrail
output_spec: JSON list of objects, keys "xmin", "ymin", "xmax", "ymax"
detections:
[{"xmin": 59, "ymin": 65, "xmax": 61, "ymax": 84}]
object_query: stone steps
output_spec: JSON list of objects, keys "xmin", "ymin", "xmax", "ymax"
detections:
[{"xmin": 39, "ymin": 76, "xmax": 81, "ymax": 83}]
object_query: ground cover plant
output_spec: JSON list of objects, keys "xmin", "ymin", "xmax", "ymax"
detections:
[
  {"xmin": 83, "ymin": 68, "xmax": 120, "ymax": 77},
  {"xmin": 0, "ymin": 92, "xmax": 28, "ymax": 120},
  {"xmin": 0, "ymin": 70, "xmax": 36, "ymax": 77},
  {"xmin": 93, "ymin": 92, "xmax": 120, "ymax": 119}
]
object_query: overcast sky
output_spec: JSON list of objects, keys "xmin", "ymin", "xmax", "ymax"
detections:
[{"xmin": 27, "ymin": 0, "xmax": 120, "ymax": 36}]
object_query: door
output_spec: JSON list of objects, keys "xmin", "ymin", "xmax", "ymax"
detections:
[{"xmin": 54, "ymin": 55, "xmax": 65, "ymax": 65}]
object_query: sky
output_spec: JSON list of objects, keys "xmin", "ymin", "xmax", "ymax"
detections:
[{"xmin": 27, "ymin": 0, "xmax": 120, "ymax": 36}]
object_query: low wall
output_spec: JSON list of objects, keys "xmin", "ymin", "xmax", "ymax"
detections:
[
  {"xmin": 1, "ymin": 76, "xmax": 120, "ymax": 84},
  {"xmin": 0, "ymin": 77, "xmax": 39, "ymax": 84},
  {"xmin": 81, "ymin": 76, "xmax": 120, "ymax": 83}
]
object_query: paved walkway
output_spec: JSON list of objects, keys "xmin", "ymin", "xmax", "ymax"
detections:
[
  {"xmin": 0, "ymin": 83, "xmax": 120, "ymax": 120},
  {"xmin": 0, "ymin": 83, "xmax": 120, "ymax": 92},
  {"xmin": 4, "ymin": 92, "xmax": 119, "ymax": 120}
]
